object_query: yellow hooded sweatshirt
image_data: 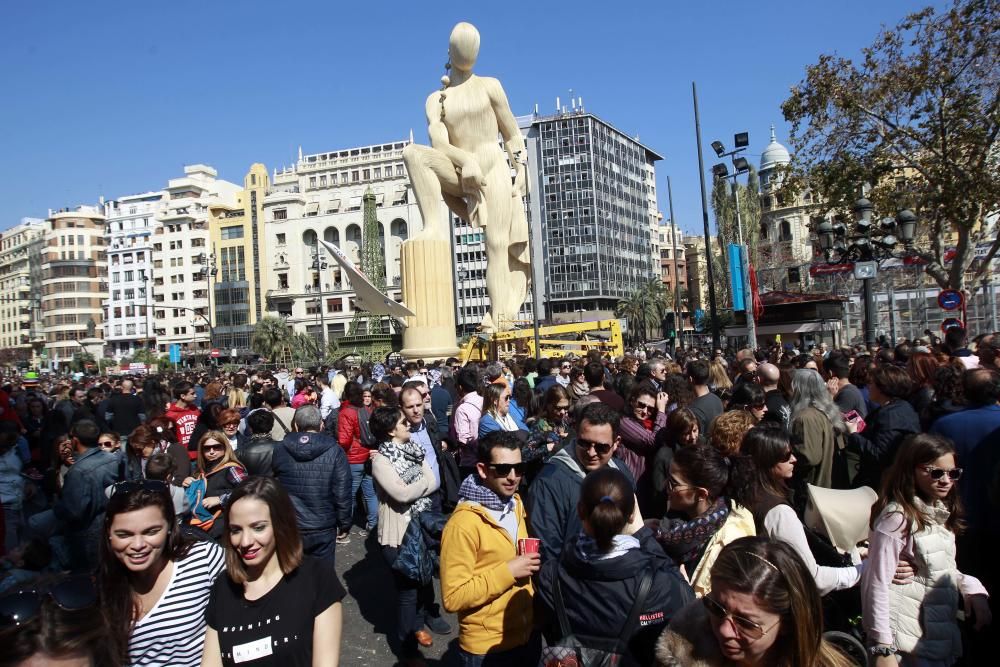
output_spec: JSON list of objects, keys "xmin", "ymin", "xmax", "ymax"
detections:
[{"xmin": 440, "ymin": 496, "xmax": 535, "ymax": 655}]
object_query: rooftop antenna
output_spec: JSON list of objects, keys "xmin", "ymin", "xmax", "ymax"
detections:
[{"xmin": 555, "ymin": 96, "xmax": 560, "ymax": 112}]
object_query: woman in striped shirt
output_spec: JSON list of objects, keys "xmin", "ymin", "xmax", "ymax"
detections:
[{"xmin": 99, "ymin": 479, "xmax": 225, "ymax": 666}]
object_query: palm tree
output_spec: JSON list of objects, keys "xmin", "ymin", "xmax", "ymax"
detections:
[
  {"xmin": 290, "ymin": 332, "xmax": 322, "ymax": 364},
  {"xmin": 252, "ymin": 316, "xmax": 292, "ymax": 363}
]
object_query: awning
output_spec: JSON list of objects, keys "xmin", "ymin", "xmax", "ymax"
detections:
[
  {"xmin": 328, "ymin": 199, "xmax": 341, "ymax": 212},
  {"xmin": 726, "ymin": 320, "xmax": 842, "ymax": 336},
  {"xmin": 375, "ymin": 193, "xmax": 385, "ymax": 205},
  {"xmin": 349, "ymin": 196, "xmax": 362, "ymax": 209},
  {"xmin": 305, "ymin": 202, "xmax": 320, "ymax": 215}
]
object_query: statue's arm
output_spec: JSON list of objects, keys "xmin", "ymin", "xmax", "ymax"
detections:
[
  {"xmin": 487, "ymin": 79, "xmax": 526, "ymax": 163},
  {"xmin": 425, "ymin": 93, "xmax": 475, "ymax": 171}
]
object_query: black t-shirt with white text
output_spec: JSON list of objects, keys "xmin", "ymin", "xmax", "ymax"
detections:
[{"xmin": 205, "ymin": 556, "xmax": 345, "ymax": 666}]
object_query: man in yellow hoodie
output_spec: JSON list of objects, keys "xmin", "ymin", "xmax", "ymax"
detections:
[{"xmin": 440, "ymin": 431, "xmax": 540, "ymax": 665}]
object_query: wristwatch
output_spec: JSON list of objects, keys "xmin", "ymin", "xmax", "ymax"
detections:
[{"xmin": 868, "ymin": 645, "xmax": 897, "ymax": 657}]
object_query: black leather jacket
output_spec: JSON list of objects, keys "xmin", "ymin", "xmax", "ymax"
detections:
[{"xmin": 239, "ymin": 434, "xmax": 279, "ymax": 477}]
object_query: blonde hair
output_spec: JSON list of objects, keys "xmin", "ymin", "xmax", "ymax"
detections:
[
  {"xmin": 708, "ymin": 411, "xmax": 756, "ymax": 456},
  {"xmin": 708, "ymin": 359, "xmax": 732, "ymax": 390},
  {"xmin": 196, "ymin": 430, "xmax": 242, "ymax": 474}
]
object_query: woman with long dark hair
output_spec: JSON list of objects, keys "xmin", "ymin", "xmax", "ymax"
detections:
[
  {"xmin": 655, "ymin": 537, "xmax": 853, "ymax": 667},
  {"xmin": 618, "ymin": 385, "xmax": 669, "ymax": 515},
  {"xmin": 98, "ymin": 480, "xmax": 224, "ymax": 666},
  {"xmin": 523, "ymin": 385, "xmax": 571, "ymax": 480},
  {"xmin": 862, "ymin": 434, "xmax": 990, "ymax": 666},
  {"xmin": 742, "ymin": 424, "xmax": 862, "ymax": 596},
  {"xmin": 654, "ymin": 446, "xmax": 756, "ymax": 597},
  {"xmin": 201, "ymin": 477, "xmax": 345, "ymax": 667}
]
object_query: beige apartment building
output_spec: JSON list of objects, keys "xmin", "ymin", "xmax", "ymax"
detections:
[{"xmin": 0, "ymin": 218, "xmax": 46, "ymax": 366}]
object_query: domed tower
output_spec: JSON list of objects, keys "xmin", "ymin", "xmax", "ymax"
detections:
[{"xmin": 756, "ymin": 126, "xmax": 815, "ymax": 291}]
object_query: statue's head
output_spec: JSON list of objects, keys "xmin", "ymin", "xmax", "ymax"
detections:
[{"xmin": 448, "ymin": 22, "xmax": 480, "ymax": 72}]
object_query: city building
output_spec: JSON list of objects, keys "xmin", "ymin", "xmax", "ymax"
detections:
[
  {"xmin": 40, "ymin": 206, "xmax": 107, "ymax": 369},
  {"xmin": 151, "ymin": 165, "xmax": 240, "ymax": 358},
  {"xmin": 657, "ymin": 215, "xmax": 687, "ymax": 302},
  {"xmin": 264, "ymin": 141, "xmax": 417, "ymax": 341},
  {"xmin": 684, "ymin": 235, "xmax": 714, "ymax": 314},
  {"xmin": 756, "ymin": 126, "xmax": 815, "ymax": 292},
  {"xmin": 519, "ymin": 103, "xmax": 662, "ymax": 321},
  {"xmin": 103, "ymin": 192, "xmax": 163, "ymax": 360},
  {"xmin": 0, "ymin": 218, "xmax": 46, "ymax": 366},
  {"xmin": 207, "ymin": 164, "xmax": 270, "ymax": 356}
]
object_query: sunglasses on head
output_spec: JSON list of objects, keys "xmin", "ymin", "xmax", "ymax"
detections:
[
  {"xmin": 702, "ymin": 595, "xmax": 775, "ymax": 641},
  {"xmin": 0, "ymin": 574, "xmax": 97, "ymax": 627},
  {"xmin": 110, "ymin": 479, "xmax": 168, "ymax": 496},
  {"xmin": 488, "ymin": 462, "xmax": 525, "ymax": 477},
  {"xmin": 922, "ymin": 466, "xmax": 962, "ymax": 481},
  {"xmin": 577, "ymin": 438, "xmax": 613, "ymax": 456}
]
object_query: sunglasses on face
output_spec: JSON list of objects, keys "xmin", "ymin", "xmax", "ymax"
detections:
[
  {"xmin": 634, "ymin": 402, "xmax": 655, "ymax": 412},
  {"xmin": 0, "ymin": 574, "xmax": 97, "ymax": 627},
  {"xmin": 702, "ymin": 595, "xmax": 776, "ymax": 641},
  {"xmin": 488, "ymin": 462, "xmax": 525, "ymax": 477},
  {"xmin": 221, "ymin": 421, "xmax": 240, "ymax": 428},
  {"xmin": 110, "ymin": 479, "xmax": 168, "ymax": 498},
  {"xmin": 98, "ymin": 440, "xmax": 117, "ymax": 447},
  {"xmin": 203, "ymin": 443, "xmax": 226, "ymax": 452},
  {"xmin": 577, "ymin": 438, "xmax": 613, "ymax": 456},
  {"xmin": 779, "ymin": 449, "xmax": 794, "ymax": 463},
  {"xmin": 922, "ymin": 466, "xmax": 962, "ymax": 481}
]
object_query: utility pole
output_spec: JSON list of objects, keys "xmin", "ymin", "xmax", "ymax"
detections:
[
  {"xmin": 731, "ymin": 184, "xmax": 757, "ymax": 350},
  {"xmin": 692, "ymin": 82, "xmax": 721, "ymax": 349},
  {"xmin": 667, "ymin": 176, "xmax": 682, "ymax": 354}
]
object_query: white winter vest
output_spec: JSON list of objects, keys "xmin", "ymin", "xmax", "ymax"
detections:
[{"xmin": 884, "ymin": 499, "xmax": 961, "ymax": 659}]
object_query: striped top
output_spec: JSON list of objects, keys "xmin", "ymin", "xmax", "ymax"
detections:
[{"xmin": 128, "ymin": 540, "xmax": 226, "ymax": 666}]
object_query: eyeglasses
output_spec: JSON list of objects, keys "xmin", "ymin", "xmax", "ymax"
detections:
[
  {"xmin": 110, "ymin": 479, "xmax": 168, "ymax": 498},
  {"xmin": 488, "ymin": 462, "xmax": 525, "ymax": 477},
  {"xmin": 221, "ymin": 421, "xmax": 240, "ymax": 428},
  {"xmin": 922, "ymin": 466, "xmax": 962, "ymax": 481},
  {"xmin": 779, "ymin": 449, "xmax": 794, "ymax": 463},
  {"xmin": 665, "ymin": 476, "xmax": 695, "ymax": 492},
  {"xmin": 576, "ymin": 438, "xmax": 613, "ymax": 456},
  {"xmin": 702, "ymin": 595, "xmax": 779, "ymax": 642},
  {"xmin": 0, "ymin": 574, "xmax": 97, "ymax": 627}
]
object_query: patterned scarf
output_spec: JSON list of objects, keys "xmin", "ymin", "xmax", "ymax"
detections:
[
  {"xmin": 379, "ymin": 439, "xmax": 431, "ymax": 515},
  {"xmin": 458, "ymin": 474, "xmax": 515, "ymax": 514},
  {"xmin": 657, "ymin": 497, "xmax": 730, "ymax": 571}
]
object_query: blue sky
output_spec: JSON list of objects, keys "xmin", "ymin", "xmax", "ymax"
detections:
[{"xmin": 0, "ymin": 0, "xmax": 935, "ymax": 236}]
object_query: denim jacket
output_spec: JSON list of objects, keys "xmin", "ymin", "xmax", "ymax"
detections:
[{"xmin": 53, "ymin": 447, "xmax": 119, "ymax": 534}]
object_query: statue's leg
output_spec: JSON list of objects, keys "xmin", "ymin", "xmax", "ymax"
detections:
[
  {"xmin": 402, "ymin": 144, "xmax": 462, "ymax": 240},
  {"xmin": 481, "ymin": 163, "xmax": 527, "ymax": 329}
]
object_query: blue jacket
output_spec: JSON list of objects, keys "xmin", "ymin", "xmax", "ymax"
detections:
[
  {"xmin": 272, "ymin": 431, "xmax": 352, "ymax": 533},
  {"xmin": 535, "ymin": 375, "xmax": 559, "ymax": 394},
  {"xmin": 478, "ymin": 411, "xmax": 528, "ymax": 438},
  {"xmin": 526, "ymin": 443, "xmax": 635, "ymax": 563},
  {"xmin": 930, "ymin": 403, "xmax": 1000, "ymax": 531},
  {"xmin": 53, "ymin": 447, "xmax": 119, "ymax": 534}
]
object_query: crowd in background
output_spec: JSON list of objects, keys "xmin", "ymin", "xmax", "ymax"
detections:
[{"xmin": 0, "ymin": 324, "xmax": 997, "ymax": 666}]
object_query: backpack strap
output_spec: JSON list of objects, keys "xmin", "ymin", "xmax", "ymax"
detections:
[
  {"xmin": 272, "ymin": 411, "xmax": 290, "ymax": 435},
  {"xmin": 617, "ymin": 565, "xmax": 655, "ymax": 647},
  {"xmin": 551, "ymin": 575, "xmax": 574, "ymax": 641}
]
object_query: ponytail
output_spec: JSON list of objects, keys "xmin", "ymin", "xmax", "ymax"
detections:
[
  {"xmin": 672, "ymin": 445, "xmax": 756, "ymax": 510},
  {"xmin": 578, "ymin": 468, "xmax": 634, "ymax": 552}
]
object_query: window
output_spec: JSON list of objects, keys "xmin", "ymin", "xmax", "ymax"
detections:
[
  {"xmin": 192, "ymin": 238, "xmax": 205, "ymax": 247},
  {"xmin": 124, "ymin": 271, "xmax": 134, "ymax": 282},
  {"xmin": 277, "ymin": 273, "xmax": 288, "ymax": 289},
  {"xmin": 221, "ymin": 226, "xmax": 244, "ymax": 240},
  {"xmin": 276, "ymin": 233, "xmax": 286, "ymax": 245},
  {"xmin": 273, "ymin": 208, "xmax": 287, "ymax": 221},
  {"xmin": 329, "ymin": 298, "xmax": 343, "ymax": 312}
]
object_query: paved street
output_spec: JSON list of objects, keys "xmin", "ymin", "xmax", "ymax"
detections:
[{"xmin": 334, "ymin": 529, "xmax": 460, "ymax": 666}]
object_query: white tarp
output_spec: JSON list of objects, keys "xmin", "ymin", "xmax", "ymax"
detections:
[{"xmin": 318, "ymin": 239, "xmax": 415, "ymax": 320}]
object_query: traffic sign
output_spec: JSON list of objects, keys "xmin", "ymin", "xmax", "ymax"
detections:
[
  {"xmin": 941, "ymin": 318, "xmax": 964, "ymax": 333},
  {"xmin": 169, "ymin": 344, "xmax": 181, "ymax": 363},
  {"xmin": 210, "ymin": 349, "xmax": 221, "ymax": 358},
  {"xmin": 937, "ymin": 289, "xmax": 964, "ymax": 311}
]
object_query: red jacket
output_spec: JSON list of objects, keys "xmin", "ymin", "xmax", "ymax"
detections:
[{"xmin": 337, "ymin": 404, "xmax": 368, "ymax": 464}]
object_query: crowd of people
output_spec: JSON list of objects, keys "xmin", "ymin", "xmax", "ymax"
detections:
[{"xmin": 0, "ymin": 324, "xmax": 996, "ymax": 666}]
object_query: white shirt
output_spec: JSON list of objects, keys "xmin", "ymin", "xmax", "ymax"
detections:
[
  {"xmin": 320, "ymin": 386, "xmax": 340, "ymax": 419},
  {"xmin": 763, "ymin": 504, "xmax": 862, "ymax": 596}
]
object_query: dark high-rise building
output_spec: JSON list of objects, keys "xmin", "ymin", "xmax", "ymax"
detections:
[{"xmin": 520, "ymin": 103, "xmax": 662, "ymax": 321}]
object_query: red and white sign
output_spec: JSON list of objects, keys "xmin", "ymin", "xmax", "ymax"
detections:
[{"xmin": 210, "ymin": 349, "xmax": 221, "ymax": 358}]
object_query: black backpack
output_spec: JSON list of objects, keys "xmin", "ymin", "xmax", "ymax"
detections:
[{"xmin": 540, "ymin": 566, "xmax": 654, "ymax": 667}]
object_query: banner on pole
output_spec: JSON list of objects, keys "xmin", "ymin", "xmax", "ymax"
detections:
[{"xmin": 729, "ymin": 244, "xmax": 746, "ymax": 312}]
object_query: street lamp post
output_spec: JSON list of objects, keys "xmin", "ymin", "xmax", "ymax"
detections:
[
  {"xmin": 196, "ymin": 251, "xmax": 218, "ymax": 354},
  {"xmin": 711, "ymin": 132, "xmax": 757, "ymax": 351},
  {"xmin": 692, "ymin": 83, "xmax": 721, "ymax": 350},
  {"xmin": 456, "ymin": 267, "xmax": 469, "ymax": 335},
  {"xmin": 312, "ymin": 241, "xmax": 329, "ymax": 353},
  {"xmin": 816, "ymin": 197, "xmax": 917, "ymax": 348}
]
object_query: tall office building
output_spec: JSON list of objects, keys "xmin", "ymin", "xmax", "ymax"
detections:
[
  {"xmin": 151, "ymin": 165, "xmax": 240, "ymax": 358},
  {"xmin": 0, "ymin": 218, "xmax": 45, "ymax": 366},
  {"xmin": 40, "ymin": 206, "xmax": 107, "ymax": 368},
  {"xmin": 207, "ymin": 164, "xmax": 270, "ymax": 355},
  {"xmin": 103, "ymin": 192, "xmax": 162, "ymax": 360},
  {"xmin": 264, "ymin": 140, "xmax": 419, "ymax": 340},
  {"xmin": 519, "ymin": 104, "xmax": 663, "ymax": 321}
]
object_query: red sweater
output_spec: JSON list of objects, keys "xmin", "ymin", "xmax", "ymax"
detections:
[
  {"xmin": 337, "ymin": 404, "xmax": 368, "ymax": 464},
  {"xmin": 165, "ymin": 402, "xmax": 201, "ymax": 455}
]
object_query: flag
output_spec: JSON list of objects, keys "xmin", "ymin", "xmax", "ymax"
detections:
[{"xmin": 749, "ymin": 264, "xmax": 764, "ymax": 320}]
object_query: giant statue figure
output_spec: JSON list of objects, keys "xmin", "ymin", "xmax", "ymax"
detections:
[{"xmin": 403, "ymin": 22, "xmax": 530, "ymax": 333}]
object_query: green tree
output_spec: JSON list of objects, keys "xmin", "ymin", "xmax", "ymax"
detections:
[
  {"xmin": 289, "ymin": 332, "xmax": 322, "ymax": 363},
  {"xmin": 252, "ymin": 316, "xmax": 292, "ymax": 363},
  {"xmin": 615, "ymin": 279, "xmax": 668, "ymax": 343},
  {"xmin": 781, "ymin": 0, "xmax": 1000, "ymax": 290},
  {"xmin": 711, "ymin": 166, "xmax": 762, "ymax": 308}
]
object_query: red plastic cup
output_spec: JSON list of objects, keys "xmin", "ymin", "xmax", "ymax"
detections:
[{"xmin": 517, "ymin": 538, "xmax": 541, "ymax": 555}]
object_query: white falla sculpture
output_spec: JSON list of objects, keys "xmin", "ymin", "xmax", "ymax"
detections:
[{"xmin": 401, "ymin": 21, "xmax": 530, "ymax": 360}]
